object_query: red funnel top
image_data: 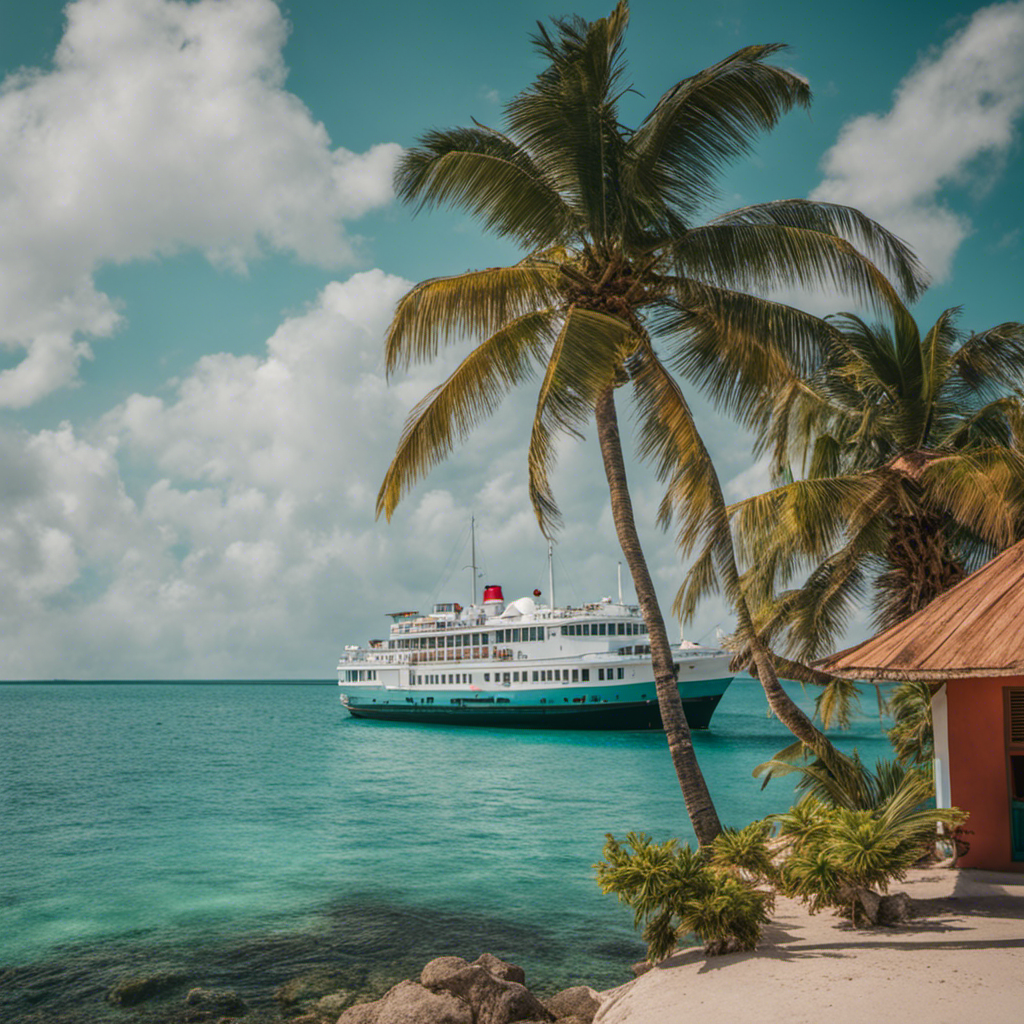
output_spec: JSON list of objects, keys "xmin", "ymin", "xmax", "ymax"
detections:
[{"xmin": 483, "ymin": 584, "xmax": 504, "ymax": 603}]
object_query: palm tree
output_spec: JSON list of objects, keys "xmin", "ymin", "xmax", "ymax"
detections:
[
  {"xmin": 695, "ymin": 307, "xmax": 1024, "ymax": 667},
  {"xmin": 376, "ymin": 2, "xmax": 927, "ymax": 844}
]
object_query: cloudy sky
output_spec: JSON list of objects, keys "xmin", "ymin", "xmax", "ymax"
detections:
[{"xmin": 1, "ymin": 0, "xmax": 1022, "ymax": 679}]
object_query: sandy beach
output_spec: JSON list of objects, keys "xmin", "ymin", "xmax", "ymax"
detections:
[{"xmin": 595, "ymin": 866, "xmax": 1024, "ymax": 1024}]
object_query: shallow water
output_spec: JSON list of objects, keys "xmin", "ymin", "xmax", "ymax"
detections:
[{"xmin": 0, "ymin": 679, "xmax": 894, "ymax": 1021}]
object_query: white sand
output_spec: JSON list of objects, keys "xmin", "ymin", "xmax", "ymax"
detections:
[{"xmin": 595, "ymin": 866, "xmax": 1024, "ymax": 1024}]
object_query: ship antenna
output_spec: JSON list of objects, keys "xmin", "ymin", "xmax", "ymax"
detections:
[
  {"xmin": 471, "ymin": 516, "xmax": 478, "ymax": 606},
  {"xmin": 548, "ymin": 538, "xmax": 555, "ymax": 611},
  {"xmin": 617, "ymin": 561, "xmax": 623, "ymax": 604}
]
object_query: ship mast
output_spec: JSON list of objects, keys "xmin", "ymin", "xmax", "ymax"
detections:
[
  {"xmin": 548, "ymin": 539, "xmax": 555, "ymax": 611},
  {"xmin": 470, "ymin": 516, "xmax": 478, "ymax": 606}
]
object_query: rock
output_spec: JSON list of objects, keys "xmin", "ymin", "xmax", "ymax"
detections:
[
  {"xmin": 338, "ymin": 980, "xmax": 472, "ymax": 1024},
  {"xmin": 846, "ymin": 886, "xmax": 882, "ymax": 926},
  {"xmin": 545, "ymin": 986, "xmax": 602, "ymax": 1023},
  {"xmin": 106, "ymin": 973, "xmax": 185, "ymax": 1006},
  {"xmin": 314, "ymin": 989, "xmax": 357, "ymax": 1019},
  {"xmin": 630, "ymin": 961, "xmax": 652, "ymax": 978},
  {"xmin": 275, "ymin": 971, "xmax": 354, "ymax": 1008},
  {"xmin": 472, "ymin": 953, "xmax": 526, "ymax": 985},
  {"xmin": 182, "ymin": 987, "xmax": 247, "ymax": 1020},
  {"xmin": 877, "ymin": 891, "xmax": 915, "ymax": 925},
  {"xmin": 336, "ymin": 1001, "xmax": 380, "ymax": 1024},
  {"xmin": 421, "ymin": 956, "xmax": 471, "ymax": 989},
  {"xmin": 421, "ymin": 962, "xmax": 552, "ymax": 1024}
]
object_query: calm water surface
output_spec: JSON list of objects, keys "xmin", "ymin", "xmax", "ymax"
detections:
[{"xmin": 0, "ymin": 679, "xmax": 894, "ymax": 1021}]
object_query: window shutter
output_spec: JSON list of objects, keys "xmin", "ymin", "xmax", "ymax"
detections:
[{"xmin": 1009, "ymin": 689, "xmax": 1024, "ymax": 744}]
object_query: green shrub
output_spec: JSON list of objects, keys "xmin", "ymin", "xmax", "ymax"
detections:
[
  {"xmin": 706, "ymin": 821, "xmax": 776, "ymax": 882},
  {"xmin": 596, "ymin": 832, "xmax": 773, "ymax": 961}
]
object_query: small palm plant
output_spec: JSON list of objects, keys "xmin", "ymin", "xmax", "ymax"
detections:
[
  {"xmin": 597, "ymin": 830, "xmax": 774, "ymax": 960},
  {"xmin": 765, "ymin": 757, "xmax": 966, "ymax": 924}
]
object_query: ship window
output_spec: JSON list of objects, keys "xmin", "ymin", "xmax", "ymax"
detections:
[
  {"xmin": 503, "ymin": 672, "xmax": 511, "ymax": 683},
  {"xmin": 598, "ymin": 669, "xmax": 604, "ymax": 680},
  {"xmin": 618, "ymin": 623, "xmax": 625, "ymax": 635},
  {"xmin": 572, "ymin": 669, "xmax": 579, "ymax": 682},
  {"xmin": 531, "ymin": 671, "xmax": 538, "ymax": 681},
  {"xmin": 427, "ymin": 697, "xmax": 434, "ymax": 704},
  {"xmin": 582, "ymin": 669, "xmax": 589, "ymax": 681},
  {"xmin": 561, "ymin": 626, "xmax": 567, "ymax": 636},
  {"xmin": 618, "ymin": 668, "xmax": 624, "ymax": 679},
  {"xmin": 547, "ymin": 670, "xmax": 553, "ymax": 681},
  {"xmin": 484, "ymin": 673, "xmax": 490, "ymax": 682},
  {"xmin": 481, "ymin": 632, "xmax": 488, "ymax": 644},
  {"xmin": 582, "ymin": 624, "xmax": 590, "ymax": 636},
  {"xmin": 598, "ymin": 624, "xmax": 606, "ymax": 635}
]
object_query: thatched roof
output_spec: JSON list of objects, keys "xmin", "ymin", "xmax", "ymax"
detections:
[{"xmin": 816, "ymin": 539, "xmax": 1024, "ymax": 681}]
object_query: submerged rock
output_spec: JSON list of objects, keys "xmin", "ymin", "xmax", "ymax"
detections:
[
  {"xmin": 106, "ymin": 973, "xmax": 185, "ymax": 1006},
  {"xmin": 275, "ymin": 970, "xmax": 356, "ymax": 1009},
  {"xmin": 314, "ymin": 989, "xmax": 358, "ymax": 1018},
  {"xmin": 183, "ymin": 986, "xmax": 248, "ymax": 1019}
]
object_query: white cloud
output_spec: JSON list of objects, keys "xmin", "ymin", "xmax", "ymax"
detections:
[
  {"xmin": 0, "ymin": 267, "xmax": 738, "ymax": 677},
  {"xmin": 0, "ymin": 0, "xmax": 401, "ymax": 408},
  {"xmin": 811, "ymin": 1, "xmax": 1024, "ymax": 281}
]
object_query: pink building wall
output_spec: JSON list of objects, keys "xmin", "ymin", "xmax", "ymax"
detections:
[{"xmin": 945, "ymin": 676, "xmax": 1024, "ymax": 872}]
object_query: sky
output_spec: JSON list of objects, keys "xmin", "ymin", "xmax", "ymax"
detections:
[{"xmin": 0, "ymin": 0, "xmax": 1022, "ymax": 679}]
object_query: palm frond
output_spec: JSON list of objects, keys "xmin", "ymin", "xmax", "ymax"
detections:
[
  {"xmin": 651, "ymin": 284, "xmax": 839, "ymax": 428},
  {"xmin": 950, "ymin": 319, "xmax": 1024, "ymax": 399},
  {"xmin": 377, "ymin": 311, "xmax": 556, "ymax": 519},
  {"xmin": 671, "ymin": 223, "xmax": 914, "ymax": 322},
  {"xmin": 395, "ymin": 126, "xmax": 576, "ymax": 247},
  {"xmin": 528, "ymin": 305, "xmax": 636, "ymax": 535},
  {"xmin": 625, "ymin": 44, "xmax": 809, "ymax": 219},
  {"xmin": 385, "ymin": 263, "xmax": 562, "ymax": 374},
  {"xmin": 508, "ymin": 3, "xmax": 630, "ymax": 239},
  {"xmin": 709, "ymin": 200, "xmax": 928, "ymax": 302}
]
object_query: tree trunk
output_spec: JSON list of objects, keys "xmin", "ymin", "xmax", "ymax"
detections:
[
  {"xmin": 878, "ymin": 511, "xmax": 965, "ymax": 630},
  {"xmin": 594, "ymin": 387, "xmax": 723, "ymax": 846}
]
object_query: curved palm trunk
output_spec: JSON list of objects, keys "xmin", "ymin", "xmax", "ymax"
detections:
[
  {"xmin": 703, "ymin": 474, "xmax": 844, "ymax": 767},
  {"xmin": 594, "ymin": 387, "xmax": 722, "ymax": 846}
]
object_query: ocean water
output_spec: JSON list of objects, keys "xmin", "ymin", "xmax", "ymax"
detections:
[{"xmin": 0, "ymin": 679, "xmax": 895, "ymax": 1021}]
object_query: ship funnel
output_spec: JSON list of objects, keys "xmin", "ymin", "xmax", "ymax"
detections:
[{"xmin": 482, "ymin": 584, "xmax": 505, "ymax": 615}]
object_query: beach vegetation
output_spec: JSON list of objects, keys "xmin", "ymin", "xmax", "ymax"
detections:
[
  {"xmin": 764, "ymin": 754, "xmax": 966, "ymax": 924},
  {"xmin": 376, "ymin": 0, "xmax": 928, "ymax": 839},
  {"xmin": 597, "ymin": 831, "xmax": 773, "ymax": 960}
]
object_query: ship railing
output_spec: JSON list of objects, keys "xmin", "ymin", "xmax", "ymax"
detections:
[{"xmin": 337, "ymin": 649, "xmax": 412, "ymax": 665}]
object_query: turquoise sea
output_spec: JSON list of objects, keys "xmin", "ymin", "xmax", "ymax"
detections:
[{"xmin": 0, "ymin": 679, "xmax": 894, "ymax": 1022}]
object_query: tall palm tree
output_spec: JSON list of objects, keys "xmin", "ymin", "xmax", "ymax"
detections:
[
  {"xmin": 376, "ymin": 2, "xmax": 927, "ymax": 844},
  {"xmin": 692, "ymin": 306, "xmax": 1024, "ymax": 666}
]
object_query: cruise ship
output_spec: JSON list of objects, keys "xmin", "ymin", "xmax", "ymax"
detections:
[{"xmin": 338, "ymin": 571, "xmax": 734, "ymax": 730}]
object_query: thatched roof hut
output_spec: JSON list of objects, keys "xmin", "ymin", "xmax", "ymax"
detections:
[{"xmin": 817, "ymin": 539, "xmax": 1024, "ymax": 681}]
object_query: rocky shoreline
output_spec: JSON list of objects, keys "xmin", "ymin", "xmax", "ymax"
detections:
[{"xmin": 96, "ymin": 952, "xmax": 603, "ymax": 1024}]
